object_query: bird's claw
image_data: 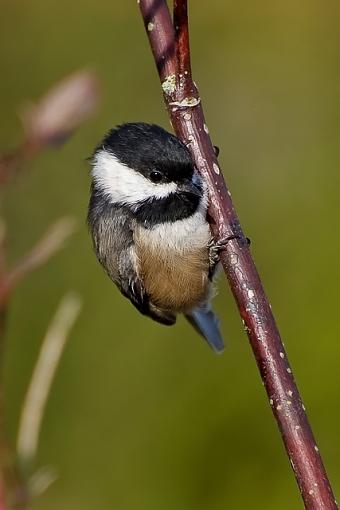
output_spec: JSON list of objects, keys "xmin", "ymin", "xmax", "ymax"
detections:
[{"xmin": 208, "ymin": 234, "xmax": 250, "ymax": 273}]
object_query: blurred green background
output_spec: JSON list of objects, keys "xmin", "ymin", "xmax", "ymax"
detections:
[{"xmin": 1, "ymin": 1, "xmax": 340, "ymax": 508}]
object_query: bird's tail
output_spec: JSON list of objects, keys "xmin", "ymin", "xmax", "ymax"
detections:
[{"xmin": 185, "ymin": 305, "xmax": 224, "ymax": 354}]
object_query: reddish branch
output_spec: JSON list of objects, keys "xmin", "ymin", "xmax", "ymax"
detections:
[{"xmin": 139, "ymin": 1, "xmax": 337, "ymax": 508}]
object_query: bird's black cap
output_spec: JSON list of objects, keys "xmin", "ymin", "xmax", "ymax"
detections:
[{"xmin": 98, "ymin": 122, "xmax": 195, "ymax": 183}]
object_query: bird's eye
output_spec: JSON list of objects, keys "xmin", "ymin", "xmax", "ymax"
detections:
[{"xmin": 150, "ymin": 170, "xmax": 163, "ymax": 183}]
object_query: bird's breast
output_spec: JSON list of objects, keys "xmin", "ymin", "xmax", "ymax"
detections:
[{"xmin": 135, "ymin": 213, "xmax": 211, "ymax": 312}]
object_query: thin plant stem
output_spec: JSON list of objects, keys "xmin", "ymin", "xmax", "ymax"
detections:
[
  {"xmin": 0, "ymin": 217, "xmax": 76, "ymax": 308},
  {"xmin": 17, "ymin": 293, "xmax": 82, "ymax": 464}
]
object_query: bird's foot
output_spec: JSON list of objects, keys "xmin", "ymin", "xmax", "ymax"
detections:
[{"xmin": 208, "ymin": 234, "xmax": 250, "ymax": 274}]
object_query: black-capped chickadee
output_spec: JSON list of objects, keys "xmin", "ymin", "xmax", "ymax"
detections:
[{"xmin": 88, "ymin": 123, "xmax": 224, "ymax": 353}]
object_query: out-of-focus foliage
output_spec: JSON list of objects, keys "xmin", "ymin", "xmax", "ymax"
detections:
[{"xmin": 1, "ymin": 1, "xmax": 339, "ymax": 509}]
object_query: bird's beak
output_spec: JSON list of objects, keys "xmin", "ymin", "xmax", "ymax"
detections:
[{"xmin": 178, "ymin": 178, "xmax": 203, "ymax": 198}]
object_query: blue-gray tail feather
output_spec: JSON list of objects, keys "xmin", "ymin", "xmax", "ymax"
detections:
[{"xmin": 185, "ymin": 306, "xmax": 225, "ymax": 354}]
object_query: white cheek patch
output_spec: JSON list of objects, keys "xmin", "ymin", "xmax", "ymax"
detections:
[{"xmin": 91, "ymin": 150, "xmax": 177, "ymax": 205}]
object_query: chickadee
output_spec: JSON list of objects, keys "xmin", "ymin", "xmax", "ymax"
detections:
[{"xmin": 88, "ymin": 122, "xmax": 224, "ymax": 353}]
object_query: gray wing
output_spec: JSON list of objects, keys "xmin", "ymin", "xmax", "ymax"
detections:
[
  {"xmin": 88, "ymin": 191, "xmax": 146, "ymax": 310},
  {"xmin": 88, "ymin": 189, "xmax": 175, "ymax": 325},
  {"xmin": 185, "ymin": 305, "xmax": 224, "ymax": 354}
]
